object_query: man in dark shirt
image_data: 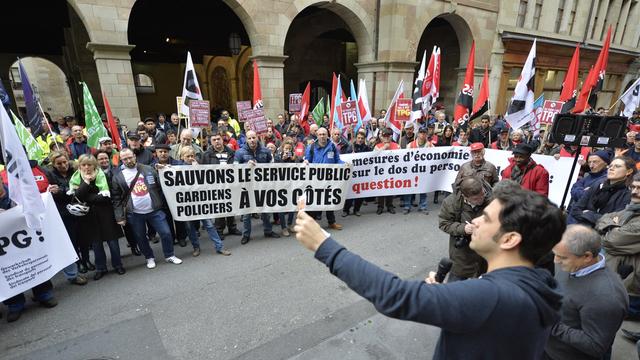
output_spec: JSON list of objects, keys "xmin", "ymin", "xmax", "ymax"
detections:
[{"xmin": 294, "ymin": 188, "xmax": 566, "ymax": 360}]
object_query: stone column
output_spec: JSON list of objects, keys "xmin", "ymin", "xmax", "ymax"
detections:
[
  {"xmin": 250, "ymin": 55, "xmax": 287, "ymax": 120},
  {"xmin": 355, "ymin": 61, "xmax": 416, "ymax": 116},
  {"xmin": 86, "ymin": 42, "xmax": 140, "ymax": 127}
]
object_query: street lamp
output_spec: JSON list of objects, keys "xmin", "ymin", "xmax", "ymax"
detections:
[{"xmin": 229, "ymin": 33, "xmax": 241, "ymax": 55}]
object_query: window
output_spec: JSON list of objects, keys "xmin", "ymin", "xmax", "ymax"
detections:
[
  {"xmin": 517, "ymin": 0, "xmax": 528, "ymax": 27},
  {"xmin": 533, "ymin": 0, "xmax": 544, "ymax": 30},
  {"xmin": 9, "ymin": 66, "xmax": 21, "ymax": 90},
  {"xmin": 555, "ymin": 0, "xmax": 565, "ymax": 33},
  {"xmin": 134, "ymin": 73, "xmax": 155, "ymax": 94},
  {"xmin": 507, "ymin": 67, "xmax": 523, "ymax": 91},
  {"xmin": 568, "ymin": 0, "xmax": 578, "ymax": 34}
]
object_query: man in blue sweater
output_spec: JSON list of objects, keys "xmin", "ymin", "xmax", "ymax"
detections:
[{"xmin": 294, "ymin": 188, "xmax": 566, "ymax": 359}]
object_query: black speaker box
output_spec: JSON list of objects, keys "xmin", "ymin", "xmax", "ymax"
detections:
[{"xmin": 549, "ymin": 114, "xmax": 627, "ymax": 148}]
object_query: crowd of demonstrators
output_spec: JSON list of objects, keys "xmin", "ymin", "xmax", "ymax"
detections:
[{"xmin": 5, "ymin": 104, "xmax": 640, "ymax": 360}]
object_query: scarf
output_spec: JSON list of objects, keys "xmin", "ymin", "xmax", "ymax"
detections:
[
  {"xmin": 68, "ymin": 168, "xmax": 110, "ymax": 197},
  {"xmin": 591, "ymin": 180, "xmax": 627, "ymax": 211},
  {"xmin": 510, "ymin": 159, "xmax": 532, "ymax": 184}
]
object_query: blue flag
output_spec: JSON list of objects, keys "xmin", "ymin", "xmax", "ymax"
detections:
[{"xmin": 18, "ymin": 60, "xmax": 44, "ymax": 137}]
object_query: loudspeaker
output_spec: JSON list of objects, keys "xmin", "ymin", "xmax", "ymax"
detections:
[{"xmin": 549, "ymin": 114, "xmax": 628, "ymax": 147}]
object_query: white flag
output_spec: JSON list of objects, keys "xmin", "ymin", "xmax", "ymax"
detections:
[
  {"xmin": 408, "ymin": 50, "xmax": 427, "ymax": 129},
  {"xmin": 0, "ymin": 105, "xmax": 45, "ymax": 229},
  {"xmin": 620, "ymin": 78, "xmax": 640, "ymax": 118},
  {"xmin": 505, "ymin": 39, "xmax": 537, "ymax": 130},
  {"xmin": 180, "ymin": 51, "xmax": 203, "ymax": 117},
  {"xmin": 357, "ymin": 79, "xmax": 371, "ymax": 125}
]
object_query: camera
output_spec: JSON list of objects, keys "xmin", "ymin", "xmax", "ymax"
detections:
[{"xmin": 454, "ymin": 235, "xmax": 471, "ymax": 249}]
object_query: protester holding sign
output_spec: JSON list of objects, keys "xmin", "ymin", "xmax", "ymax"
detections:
[
  {"xmin": 71, "ymin": 154, "xmax": 125, "ymax": 280},
  {"xmin": 303, "ymin": 127, "xmax": 344, "ymax": 230},
  {"xmin": 234, "ymin": 130, "xmax": 281, "ymax": 244}
]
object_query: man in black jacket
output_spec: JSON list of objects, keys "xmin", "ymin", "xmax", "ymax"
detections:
[
  {"xmin": 201, "ymin": 132, "xmax": 242, "ymax": 238},
  {"xmin": 126, "ymin": 131, "xmax": 154, "ymax": 165},
  {"xmin": 294, "ymin": 188, "xmax": 566, "ymax": 360},
  {"xmin": 469, "ymin": 115, "xmax": 497, "ymax": 148},
  {"xmin": 111, "ymin": 148, "xmax": 182, "ymax": 269}
]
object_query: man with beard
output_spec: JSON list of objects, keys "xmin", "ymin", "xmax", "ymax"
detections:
[
  {"xmin": 111, "ymin": 148, "xmax": 182, "ymax": 269},
  {"xmin": 125, "ymin": 131, "xmax": 153, "ymax": 165},
  {"xmin": 144, "ymin": 117, "xmax": 167, "ymax": 146},
  {"xmin": 469, "ymin": 115, "xmax": 497, "ymax": 148},
  {"xmin": 501, "ymin": 143, "xmax": 549, "ymax": 196},
  {"xmin": 453, "ymin": 143, "xmax": 499, "ymax": 193}
]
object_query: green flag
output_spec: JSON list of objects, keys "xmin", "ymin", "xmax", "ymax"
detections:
[
  {"xmin": 82, "ymin": 82, "xmax": 108, "ymax": 148},
  {"xmin": 311, "ymin": 96, "xmax": 325, "ymax": 126},
  {"xmin": 11, "ymin": 110, "xmax": 45, "ymax": 162}
]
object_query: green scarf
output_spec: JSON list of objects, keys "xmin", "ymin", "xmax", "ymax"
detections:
[{"xmin": 69, "ymin": 168, "xmax": 110, "ymax": 197}]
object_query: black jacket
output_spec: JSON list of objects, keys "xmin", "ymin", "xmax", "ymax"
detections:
[
  {"xmin": 132, "ymin": 146, "xmax": 154, "ymax": 165},
  {"xmin": 569, "ymin": 179, "xmax": 631, "ymax": 226},
  {"xmin": 110, "ymin": 164, "xmax": 166, "ymax": 222},
  {"xmin": 201, "ymin": 146, "xmax": 235, "ymax": 165},
  {"xmin": 469, "ymin": 127, "xmax": 497, "ymax": 148}
]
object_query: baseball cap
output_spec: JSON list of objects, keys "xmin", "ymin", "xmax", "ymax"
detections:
[
  {"xmin": 126, "ymin": 131, "xmax": 140, "ymax": 140},
  {"xmin": 98, "ymin": 137, "xmax": 112, "ymax": 144},
  {"xmin": 144, "ymin": 117, "xmax": 156, "ymax": 124},
  {"xmin": 512, "ymin": 143, "xmax": 533, "ymax": 156},
  {"xmin": 469, "ymin": 143, "xmax": 484, "ymax": 151}
]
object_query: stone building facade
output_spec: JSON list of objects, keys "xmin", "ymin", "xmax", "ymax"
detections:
[{"xmin": 5, "ymin": 0, "xmax": 640, "ymax": 127}]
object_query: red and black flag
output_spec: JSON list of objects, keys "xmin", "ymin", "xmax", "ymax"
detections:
[
  {"xmin": 573, "ymin": 27, "xmax": 611, "ymax": 113},
  {"xmin": 454, "ymin": 42, "xmax": 475, "ymax": 127},
  {"xmin": 469, "ymin": 65, "xmax": 489, "ymax": 121},
  {"xmin": 559, "ymin": 44, "xmax": 580, "ymax": 113}
]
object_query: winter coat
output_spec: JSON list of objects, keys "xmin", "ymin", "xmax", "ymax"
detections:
[
  {"xmin": 453, "ymin": 160, "xmax": 499, "ymax": 193},
  {"xmin": 501, "ymin": 158, "xmax": 549, "ymax": 196},
  {"xmin": 597, "ymin": 205, "xmax": 640, "ymax": 296},
  {"xmin": 439, "ymin": 191, "xmax": 490, "ymax": 278},
  {"xmin": 75, "ymin": 179, "xmax": 123, "ymax": 243},
  {"xmin": 234, "ymin": 143, "xmax": 272, "ymax": 164},
  {"xmin": 201, "ymin": 146, "xmax": 235, "ymax": 165},
  {"xmin": 569, "ymin": 180, "xmax": 631, "ymax": 226},
  {"xmin": 110, "ymin": 164, "xmax": 166, "ymax": 222}
]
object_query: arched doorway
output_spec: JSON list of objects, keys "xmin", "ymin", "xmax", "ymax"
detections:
[
  {"xmin": 416, "ymin": 14, "xmax": 473, "ymax": 115},
  {"xmin": 284, "ymin": 5, "xmax": 362, "ymax": 113},
  {"xmin": 0, "ymin": 2, "xmax": 98, "ymax": 119},
  {"xmin": 128, "ymin": 0, "xmax": 252, "ymax": 120},
  {"xmin": 9, "ymin": 58, "xmax": 74, "ymax": 121}
]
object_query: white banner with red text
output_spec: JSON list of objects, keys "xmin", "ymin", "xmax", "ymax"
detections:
[
  {"xmin": 340, "ymin": 147, "xmax": 579, "ymax": 205},
  {"xmin": 0, "ymin": 193, "xmax": 78, "ymax": 302},
  {"xmin": 160, "ymin": 164, "xmax": 352, "ymax": 221}
]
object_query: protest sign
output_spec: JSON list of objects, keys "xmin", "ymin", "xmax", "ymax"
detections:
[
  {"xmin": 176, "ymin": 96, "xmax": 188, "ymax": 119},
  {"xmin": 539, "ymin": 100, "xmax": 564, "ymax": 125},
  {"xmin": 341, "ymin": 147, "xmax": 579, "ymax": 206},
  {"xmin": 188, "ymin": 100, "xmax": 210, "ymax": 127},
  {"xmin": 395, "ymin": 99, "xmax": 412, "ymax": 121},
  {"xmin": 0, "ymin": 193, "xmax": 77, "ymax": 302},
  {"xmin": 236, "ymin": 100, "xmax": 252, "ymax": 122},
  {"xmin": 340, "ymin": 100, "xmax": 358, "ymax": 126},
  {"xmin": 289, "ymin": 93, "xmax": 302, "ymax": 113},
  {"xmin": 160, "ymin": 163, "xmax": 351, "ymax": 221},
  {"xmin": 244, "ymin": 109, "xmax": 269, "ymax": 134}
]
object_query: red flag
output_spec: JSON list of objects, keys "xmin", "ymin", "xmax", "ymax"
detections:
[
  {"xmin": 454, "ymin": 42, "xmax": 475, "ymax": 126},
  {"xmin": 469, "ymin": 65, "xmax": 489, "ymax": 121},
  {"xmin": 421, "ymin": 46, "xmax": 440, "ymax": 115},
  {"xmin": 299, "ymin": 82, "xmax": 311, "ymax": 136},
  {"xmin": 252, "ymin": 60, "xmax": 263, "ymax": 109},
  {"xmin": 329, "ymin": 72, "xmax": 338, "ymax": 129},
  {"xmin": 573, "ymin": 27, "xmax": 611, "ymax": 113},
  {"xmin": 383, "ymin": 80, "xmax": 405, "ymax": 138},
  {"xmin": 102, "ymin": 93, "xmax": 121, "ymax": 150},
  {"xmin": 559, "ymin": 44, "xmax": 580, "ymax": 113}
]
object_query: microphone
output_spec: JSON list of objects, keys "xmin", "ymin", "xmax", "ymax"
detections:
[{"xmin": 435, "ymin": 257, "xmax": 453, "ymax": 283}]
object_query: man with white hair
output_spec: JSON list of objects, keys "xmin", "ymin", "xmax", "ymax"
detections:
[
  {"xmin": 170, "ymin": 128, "xmax": 204, "ymax": 160},
  {"xmin": 545, "ymin": 224, "xmax": 627, "ymax": 360}
]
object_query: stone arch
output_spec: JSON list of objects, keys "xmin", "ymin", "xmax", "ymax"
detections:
[
  {"xmin": 412, "ymin": 12, "xmax": 475, "ymax": 68},
  {"xmin": 220, "ymin": 0, "xmax": 260, "ymax": 55},
  {"xmin": 9, "ymin": 57, "xmax": 74, "ymax": 120},
  {"xmin": 65, "ymin": 0, "xmax": 95, "ymax": 42},
  {"xmin": 282, "ymin": 0, "xmax": 374, "ymax": 62}
]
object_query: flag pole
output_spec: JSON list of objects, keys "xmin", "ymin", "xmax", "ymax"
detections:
[{"xmin": 37, "ymin": 101, "xmax": 61, "ymax": 152}]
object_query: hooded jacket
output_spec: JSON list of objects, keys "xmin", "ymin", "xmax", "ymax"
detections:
[
  {"xmin": 501, "ymin": 157, "xmax": 549, "ymax": 196},
  {"xmin": 315, "ymin": 237, "xmax": 561, "ymax": 360}
]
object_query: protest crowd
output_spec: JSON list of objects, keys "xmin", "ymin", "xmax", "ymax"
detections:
[{"xmin": 3, "ymin": 38, "xmax": 640, "ymax": 360}]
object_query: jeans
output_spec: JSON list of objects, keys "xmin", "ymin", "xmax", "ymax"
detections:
[
  {"xmin": 215, "ymin": 216, "xmax": 238, "ymax": 233},
  {"xmin": 279, "ymin": 212, "xmax": 295, "ymax": 229},
  {"xmin": 402, "ymin": 193, "xmax": 427, "ymax": 210},
  {"xmin": 343, "ymin": 199, "xmax": 363, "ymax": 213},
  {"xmin": 93, "ymin": 239, "xmax": 123, "ymax": 271},
  {"xmin": 62, "ymin": 262, "xmax": 78, "ymax": 280},
  {"xmin": 242, "ymin": 213, "xmax": 273, "ymax": 237},
  {"xmin": 3, "ymin": 280, "xmax": 53, "ymax": 312},
  {"xmin": 308, "ymin": 211, "xmax": 336, "ymax": 225},
  {"xmin": 188, "ymin": 219, "xmax": 224, "ymax": 252},
  {"xmin": 127, "ymin": 210, "xmax": 175, "ymax": 259}
]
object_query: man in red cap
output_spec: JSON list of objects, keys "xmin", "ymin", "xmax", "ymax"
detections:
[
  {"xmin": 453, "ymin": 142, "xmax": 499, "ymax": 193},
  {"xmin": 501, "ymin": 143, "xmax": 550, "ymax": 196}
]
